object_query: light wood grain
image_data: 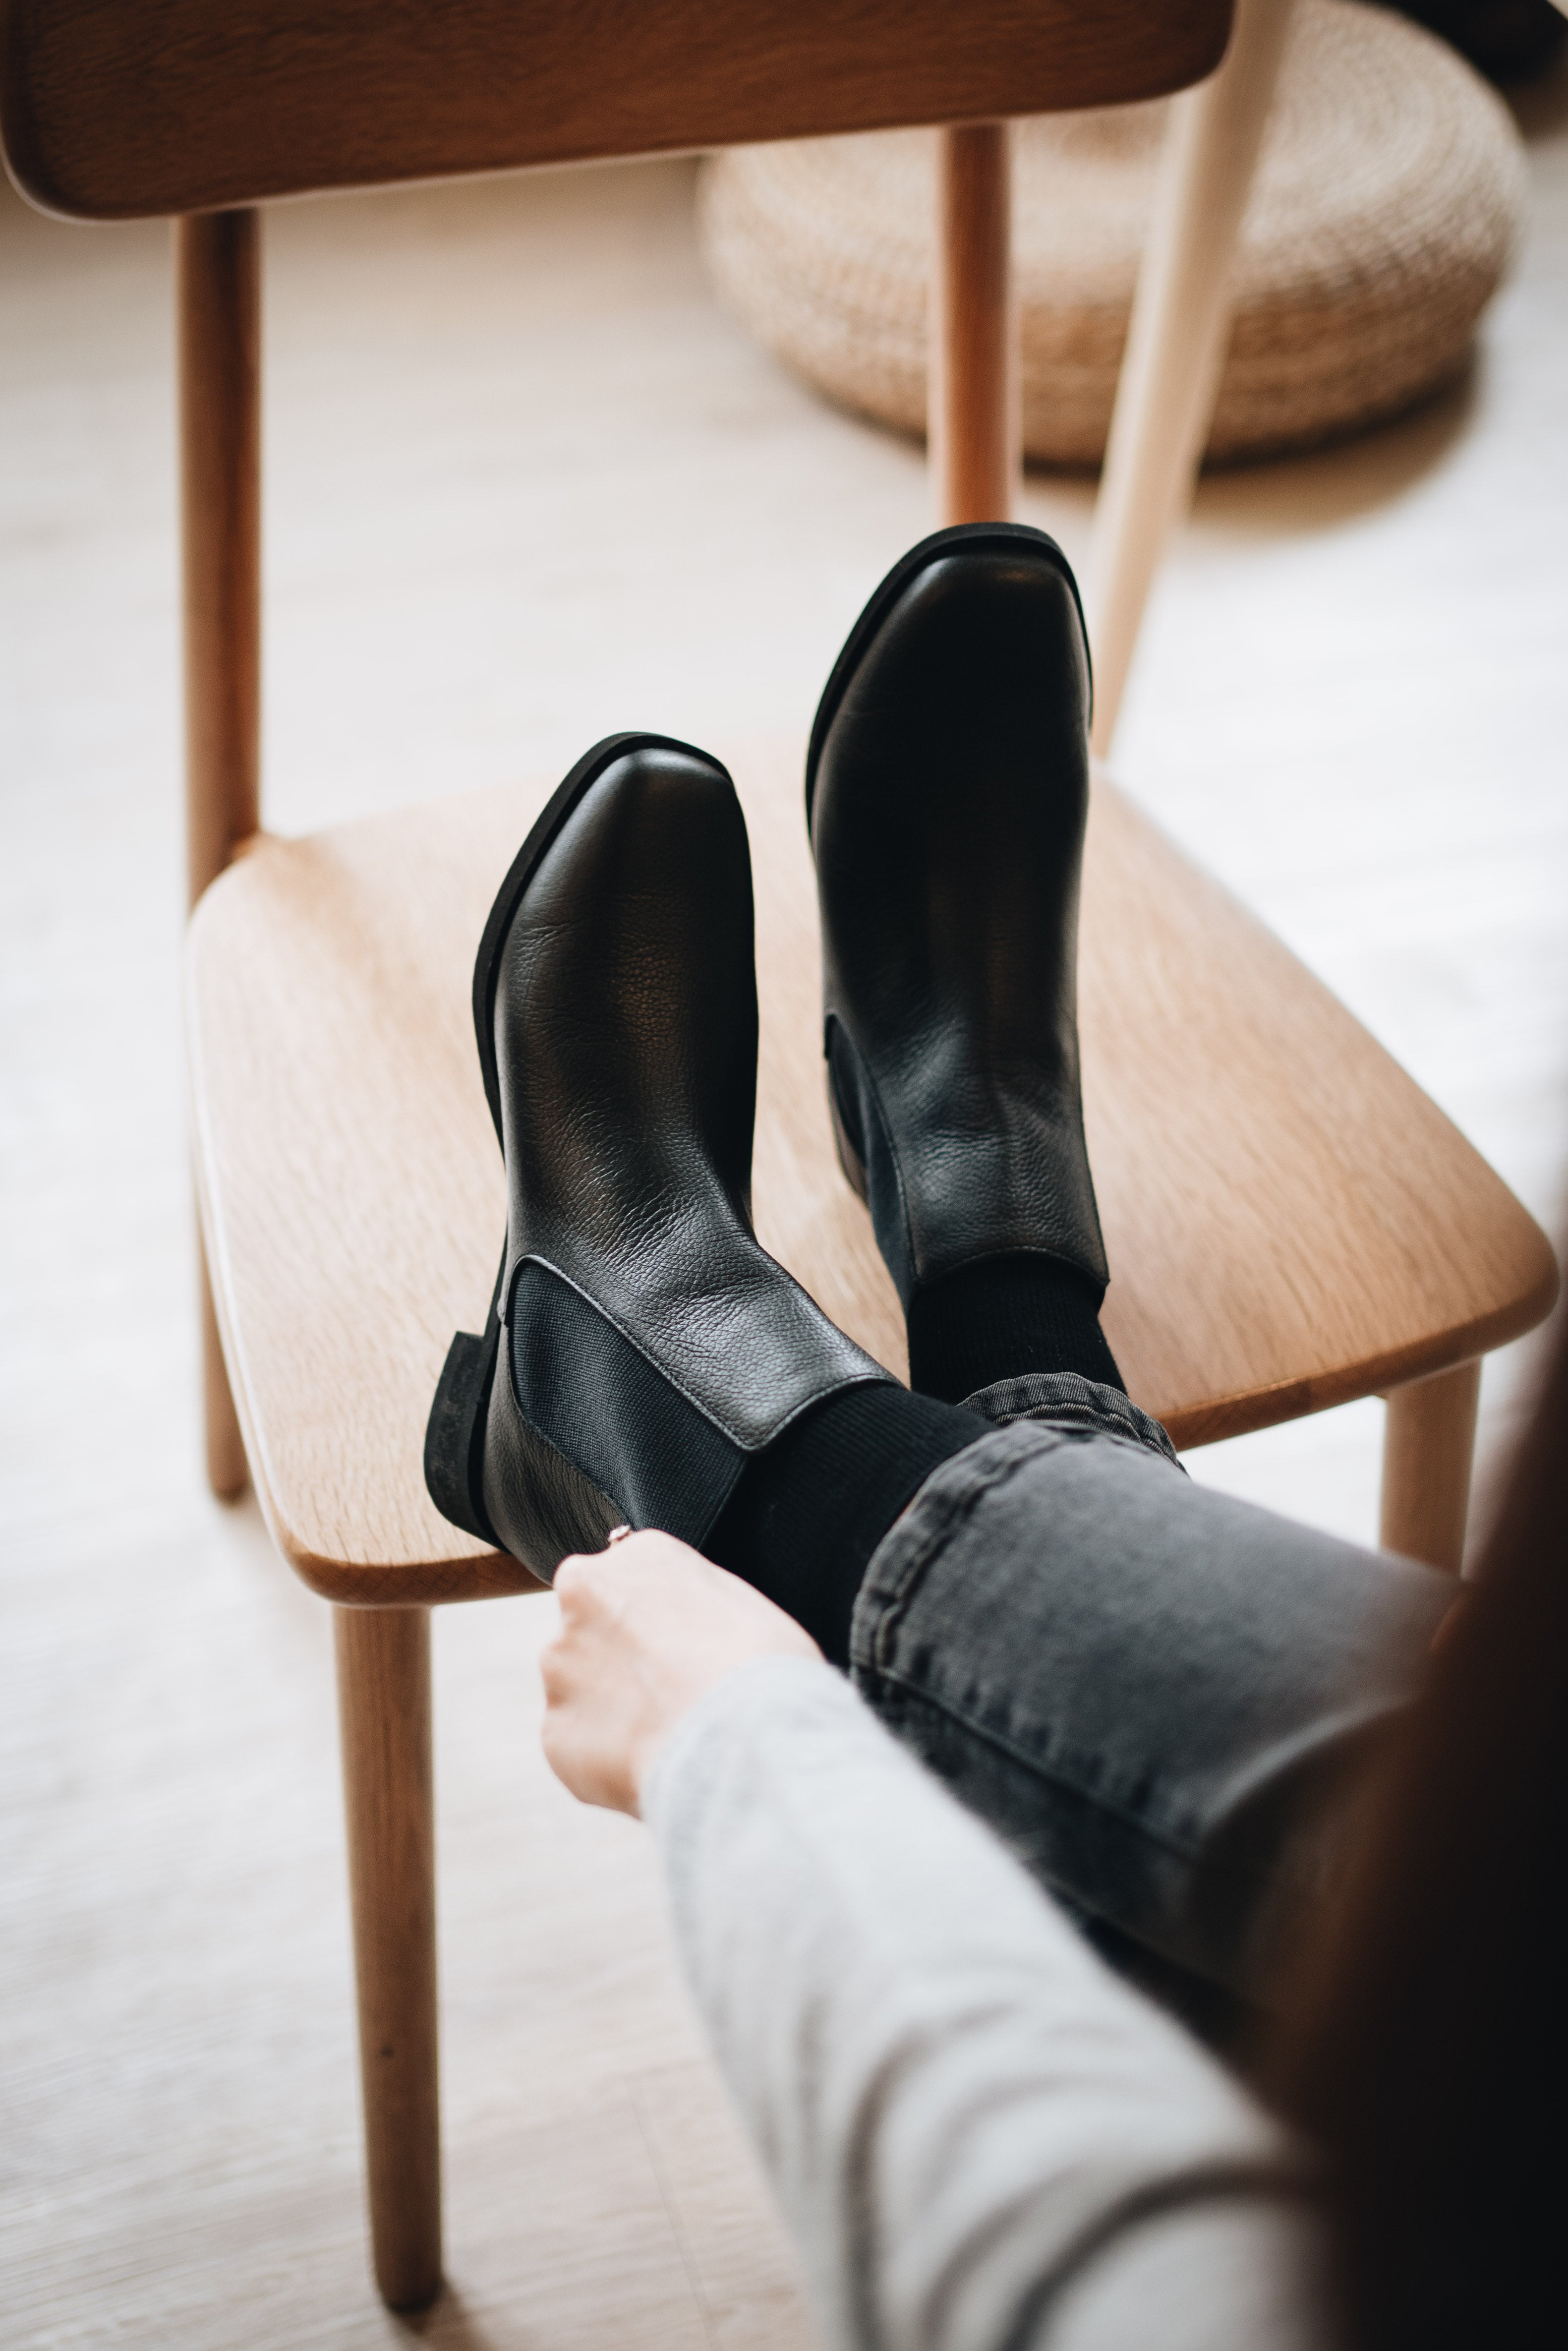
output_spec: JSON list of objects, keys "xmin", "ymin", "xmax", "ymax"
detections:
[
  {"xmin": 1088, "ymin": 0, "xmax": 1297, "ymax": 755},
  {"xmin": 1, "ymin": 0, "xmax": 1233, "ymax": 224},
  {"xmin": 930, "ymin": 124, "xmax": 1018, "ymax": 528},
  {"xmin": 176, "ymin": 209, "xmax": 261, "ymax": 1497},
  {"xmin": 335, "ymin": 1604, "xmax": 443, "ymax": 2311},
  {"xmin": 1077, "ymin": 778, "xmax": 1555, "ymax": 1438},
  {"xmin": 1380, "ymin": 1360, "xmax": 1481, "ymax": 1571},
  {"xmin": 186, "ymin": 737, "xmax": 1556, "ymax": 1607}
]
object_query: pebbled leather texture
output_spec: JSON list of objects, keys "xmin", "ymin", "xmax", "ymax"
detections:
[
  {"xmin": 810, "ymin": 527, "xmax": 1109, "ymax": 1311},
  {"xmin": 446, "ymin": 740, "xmax": 892, "ymax": 1580}
]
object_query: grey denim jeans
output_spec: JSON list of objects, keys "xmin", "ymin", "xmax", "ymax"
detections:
[{"xmin": 848, "ymin": 1373, "xmax": 1455, "ymax": 2035}]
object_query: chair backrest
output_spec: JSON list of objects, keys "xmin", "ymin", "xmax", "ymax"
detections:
[{"xmin": 4, "ymin": 0, "xmax": 1231, "ymax": 222}]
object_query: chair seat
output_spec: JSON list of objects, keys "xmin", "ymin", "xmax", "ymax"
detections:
[{"xmin": 187, "ymin": 735, "xmax": 1556, "ymax": 1605}]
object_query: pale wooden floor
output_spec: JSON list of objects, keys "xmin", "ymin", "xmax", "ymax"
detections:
[{"xmin": 4, "ymin": 64, "xmax": 1568, "ymax": 2346}]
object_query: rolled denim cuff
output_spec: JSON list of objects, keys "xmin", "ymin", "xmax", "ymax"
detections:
[{"xmin": 958, "ymin": 1370, "xmax": 1182, "ymax": 1471}]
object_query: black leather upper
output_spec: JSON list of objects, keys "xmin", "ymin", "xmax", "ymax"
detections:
[
  {"xmin": 811, "ymin": 528, "xmax": 1109, "ymax": 1309},
  {"xmin": 479, "ymin": 742, "xmax": 890, "ymax": 1569}
]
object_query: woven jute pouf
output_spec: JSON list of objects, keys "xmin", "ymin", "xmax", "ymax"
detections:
[{"xmin": 697, "ymin": 0, "xmax": 1526, "ymax": 467}]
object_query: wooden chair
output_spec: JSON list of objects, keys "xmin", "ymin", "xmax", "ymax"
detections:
[{"xmin": 4, "ymin": 0, "xmax": 1554, "ymax": 2312}]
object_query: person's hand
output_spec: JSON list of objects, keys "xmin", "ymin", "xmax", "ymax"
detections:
[{"xmin": 540, "ymin": 1530, "xmax": 822, "ymax": 1816}]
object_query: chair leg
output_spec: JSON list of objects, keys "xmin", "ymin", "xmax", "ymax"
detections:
[
  {"xmin": 198, "ymin": 1229, "xmax": 248, "ymax": 1499},
  {"xmin": 930, "ymin": 120, "xmax": 1017, "ymax": 527},
  {"xmin": 1380, "ymin": 1360, "xmax": 1482, "ymax": 1573},
  {"xmin": 335, "ymin": 1605, "xmax": 443, "ymax": 2311},
  {"xmin": 176, "ymin": 208, "xmax": 261, "ymax": 907},
  {"xmin": 1086, "ymin": 0, "xmax": 1297, "ymax": 757},
  {"xmin": 178, "ymin": 211, "xmax": 262, "ymax": 1499}
]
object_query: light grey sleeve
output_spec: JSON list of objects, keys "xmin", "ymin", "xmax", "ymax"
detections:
[{"xmin": 643, "ymin": 1656, "xmax": 1324, "ymax": 2351}]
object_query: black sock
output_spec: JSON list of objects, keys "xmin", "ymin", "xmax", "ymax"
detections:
[
  {"xmin": 705, "ymin": 1383, "xmax": 985, "ymax": 1666},
  {"xmin": 905, "ymin": 1252, "xmax": 1124, "ymax": 1406}
]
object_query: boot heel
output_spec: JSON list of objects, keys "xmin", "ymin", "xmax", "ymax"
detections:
[{"xmin": 424, "ymin": 1323, "xmax": 502, "ymax": 1546}]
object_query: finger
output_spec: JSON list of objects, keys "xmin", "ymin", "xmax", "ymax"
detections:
[
  {"xmin": 538, "ymin": 1637, "xmax": 576, "ymax": 1704},
  {"xmin": 553, "ymin": 1563, "xmax": 621, "ymax": 1642},
  {"xmin": 540, "ymin": 1696, "xmax": 631, "ymax": 1814},
  {"xmin": 539, "ymin": 1708, "xmax": 594, "ymax": 1804},
  {"xmin": 553, "ymin": 1552, "xmax": 595, "ymax": 1605}
]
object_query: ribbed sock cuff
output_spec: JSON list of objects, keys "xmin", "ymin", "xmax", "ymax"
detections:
[
  {"xmin": 705, "ymin": 1382, "xmax": 986, "ymax": 1665},
  {"xmin": 906, "ymin": 1253, "xmax": 1124, "ymax": 1406}
]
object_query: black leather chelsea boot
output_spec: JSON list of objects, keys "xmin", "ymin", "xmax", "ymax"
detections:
[
  {"xmin": 425, "ymin": 733, "xmax": 894, "ymax": 1582},
  {"xmin": 807, "ymin": 524, "xmax": 1110, "ymax": 1323}
]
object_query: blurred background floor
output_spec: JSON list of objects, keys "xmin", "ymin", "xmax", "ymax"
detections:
[{"xmin": 3, "ymin": 56, "xmax": 1567, "ymax": 2350}]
